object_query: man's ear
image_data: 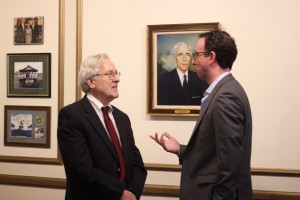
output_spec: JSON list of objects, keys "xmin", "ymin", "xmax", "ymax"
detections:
[
  {"xmin": 86, "ymin": 79, "xmax": 95, "ymax": 89},
  {"xmin": 209, "ymin": 51, "xmax": 216, "ymax": 64}
]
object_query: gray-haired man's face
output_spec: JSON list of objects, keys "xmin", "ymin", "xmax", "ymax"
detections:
[{"xmin": 174, "ymin": 44, "xmax": 192, "ymax": 74}]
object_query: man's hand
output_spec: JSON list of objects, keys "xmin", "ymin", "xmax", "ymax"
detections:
[
  {"xmin": 120, "ymin": 190, "xmax": 136, "ymax": 200},
  {"xmin": 149, "ymin": 132, "xmax": 180, "ymax": 155}
]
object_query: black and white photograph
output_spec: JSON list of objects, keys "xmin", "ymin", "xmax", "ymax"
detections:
[{"xmin": 7, "ymin": 53, "xmax": 51, "ymax": 97}]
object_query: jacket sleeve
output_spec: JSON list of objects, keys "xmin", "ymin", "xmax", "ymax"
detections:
[
  {"xmin": 212, "ymin": 91, "xmax": 246, "ymax": 200},
  {"xmin": 121, "ymin": 114, "xmax": 147, "ymax": 199},
  {"xmin": 179, "ymin": 145, "xmax": 187, "ymax": 165},
  {"xmin": 124, "ymin": 144, "xmax": 147, "ymax": 199}
]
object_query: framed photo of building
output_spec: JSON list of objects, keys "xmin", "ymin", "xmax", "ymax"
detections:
[
  {"xmin": 147, "ymin": 23, "xmax": 220, "ymax": 116},
  {"xmin": 4, "ymin": 106, "xmax": 51, "ymax": 148},
  {"xmin": 7, "ymin": 53, "xmax": 51, "ymax": 97},
  {"xmin": 14, "ymin": 16, "xmax": 44, "ymax": 45}
]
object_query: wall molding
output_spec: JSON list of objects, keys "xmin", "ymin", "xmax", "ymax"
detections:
[
  {"xmin": 75, "ymin": 0, "xmax": 83, "ymax": 101},
  {"xmin": 145, "ymin": 163, "xmax": 300, "ymax": 177},
  {"xmin": 0, "ymin": 156, "xmax": 61, "ymax": 165},
  {"xmin": 0, "ymin": 174, "xmax": 299, "ymax": 200},
  {"xmin": 0, "ymin": 162, "xmax": 299, "ymax": 199}
]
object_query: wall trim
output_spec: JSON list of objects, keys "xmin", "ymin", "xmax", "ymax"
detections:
[
  {"xmin": 75, "ymin": 0, "xmax": 83, "ymax": 101},
  {"xmin": 0, "ymin": 174, "xmax": 299, "ymax": 200},
  {"xmin": 0, "ymin": 156, "xmax": 61, "ymax": 165},
  {"xmin": 145, "ymin": 163, "xmax": 300, "ymax": 177}
]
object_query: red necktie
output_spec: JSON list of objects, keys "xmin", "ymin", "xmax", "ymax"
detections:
[{"xmin": 101, "ymin": 106, "xmax": 125, "ymax": 181}]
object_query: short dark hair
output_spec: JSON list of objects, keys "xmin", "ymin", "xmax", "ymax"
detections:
[{"xmin": 199, "ymin": 30, "xmax": 237, "ymax": 70}]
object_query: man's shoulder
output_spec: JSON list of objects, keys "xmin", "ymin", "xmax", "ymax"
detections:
[
  {"xmin": 162, "ymin": 68, "xmax": 177, "ymax": 76},
  {"xmin": 159, "ymin": 69, "xmax": 179, "ymax": 84},
  {"xmin": 60, "ymin": 97, "xmax": 87, "ymax": 113},
  {"xmin": 60, "ymin": 101, "xmax": 80, "ymax": 113},
  {"xmin": 217, "ymin": 75, "xmax": 249, "ymax": 98},
  {"xmin": 112, "ymin": 106, "xmax": 128, "ymax": 117},
  {"xmin": 219, "ymin": 74, "xmax": 241, "ymax": 90}
]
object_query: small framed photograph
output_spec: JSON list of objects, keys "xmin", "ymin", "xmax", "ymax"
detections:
[
  {"xmin": 4, "ymin": 106, "xmax": 51, "ymax": 148},
  {"xmin": 147, "ymin": 23, "xmax": 220, "ymax": 116},
  {"xmin": 7, "ymin": 53, "xmax": 51, "ymax": 97},
  {"xmin": 14, "ymin": 16, "xmax": 44, "ymax": 45}
]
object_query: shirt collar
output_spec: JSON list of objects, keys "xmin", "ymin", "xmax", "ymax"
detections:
[
  {"xmin": 87, "ymin": 93, "xmax": 113, "ymax": 112},
  {"xmin": 176, "ymin": 68, "xmax": 188, "ymax": 77},
  {"xmin": 205, "ymin": 71, "xmax": 231, "ymax": 95},
  {"xmin": 176, "ymin": 68, "xmax": 189, "ymax": 84}
]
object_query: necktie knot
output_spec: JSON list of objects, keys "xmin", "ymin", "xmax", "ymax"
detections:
[
  {"xmin": 101, "ymin": 106, "xmax": 109, "ymax": 116},
  {"xmin": 183, "ymin": 75, "xmax": 187, "ymax": 83},
  {"xmin": 183, "ymin": 74, "xmax": 188, "ymax": 87}
]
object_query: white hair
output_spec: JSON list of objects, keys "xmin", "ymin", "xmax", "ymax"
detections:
[
  {"xmin": 78, "ymin": 53, "xmax": 109, "ymax": 93},
  {"xmin": 172, "ymin": 42, "xmax": 192, "ymax": 56}
]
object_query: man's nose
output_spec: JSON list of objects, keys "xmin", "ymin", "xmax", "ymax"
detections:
[
  {"xmin": 112, "ymin": 76, "xmax": 120, "ymax": 82},
  {"xmin": 192, "ymin": 59, "xmax": 196, "ymax": 65}
]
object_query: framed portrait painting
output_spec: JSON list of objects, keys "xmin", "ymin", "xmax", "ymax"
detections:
[
  {"xmin": 14, "ymin": 16, "xmax": 44, "ymax": 45},
  {"xmin": 4, "ymin": 106, "xmax": 51, "ymax": 148},
  {"xmin": 147, "ymin": 22, "xmax": 220, "ymax": 116},
  {"xmin": 7, "ymin": 53, "xmax": 51, "ymax": 97}
]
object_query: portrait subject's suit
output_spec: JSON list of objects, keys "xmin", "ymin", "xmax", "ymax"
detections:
[
  {"xmin": 16, "ymin": 23, "xmax": 26, "ymax": 43},
  {"xmin": 58, "ymin": 95, "xmax": 147, "ymax": 200},
  {"xmin": 30, "ymin": 24, "xmax": 39, "ymax": 43},
  {"xmin": 157, "ymin": 69, "xmax": 208, "ymax": 105},
  {"xmin": 179, "ymin": 74, "xmax": 252, "ymax": 200}
]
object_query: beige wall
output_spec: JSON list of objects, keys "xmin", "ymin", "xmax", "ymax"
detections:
[{"xmin": 0, "ymin": 0, "xmax": 300, "ymax": 199}]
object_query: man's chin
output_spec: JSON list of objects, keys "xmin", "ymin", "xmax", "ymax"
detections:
[
  {"xmin": 179, "ymin": 67, "xmax": 189, "ymax": 73},
  {"xmin": 196, "ymin": 73, "xmax": 205, "ymax": 80}
]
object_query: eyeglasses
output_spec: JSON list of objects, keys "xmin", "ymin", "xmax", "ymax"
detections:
[
  {"xmin": 95, "ymin": 71, "xmax": 121, "ymax": 80},
  {"xmin": 192, "ymin": 51, "xmax": 206, "ymax": 59}
]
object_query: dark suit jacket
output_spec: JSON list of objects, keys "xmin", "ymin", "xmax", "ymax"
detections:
[
  {"xmin": 30, "ymin": 24, "xmax": 39, "ymax": 43},
  {"xmin": 179, "ymin": 74, "xmax": 252, "ymax": 200},
  {"xmin": 157, "ymin": 69, "xmax": 208, "ymax": 105},
  {"xmin": 57, "ymin": 95, "xmax": 147, "ymax": 200},
  {"xmin": 16, "ymin": 24, "xmax": 26, "ymax": 43}
]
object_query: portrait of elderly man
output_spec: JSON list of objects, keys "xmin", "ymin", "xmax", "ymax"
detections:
[{"xmin": 157, "ymin": 42, "xmax": 207, "ymax": 106}]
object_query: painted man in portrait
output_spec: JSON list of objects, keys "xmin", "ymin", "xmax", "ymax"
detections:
[{"xmin": 157, "ymin": 42, "xmax": 207, "ymax": 105}]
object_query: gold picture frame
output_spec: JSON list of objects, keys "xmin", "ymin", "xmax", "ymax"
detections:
[{"xmin": 147, "ymin": 22, "xmax": 220, "ymax": 116}]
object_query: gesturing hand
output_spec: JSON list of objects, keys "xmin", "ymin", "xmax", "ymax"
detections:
[{"xmin": 149, "ymin": 132, "xmax": 180, "ymax": 155}]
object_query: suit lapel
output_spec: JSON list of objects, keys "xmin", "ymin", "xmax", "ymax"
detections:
[
  {"xmin": 80, "ymin": 95, "xmax": 119, "ymax": 160},
  {"xmin": 170, "ymin": 69, "xmax": 182, "ymax": 90},
  {"xmin": 112, "ymin": 108, "xmax": 130, "ymax": 167}
]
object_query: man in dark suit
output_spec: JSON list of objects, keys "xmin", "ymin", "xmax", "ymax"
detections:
[
  {"xmin": 58, "ymin": 53, "xmax": 147, "ymax": 200},
  {"xmin": 30, "ymin": 18, "xmax": 39, "ymax": 43},
  {"xmin": 16, "ymin": 18, "xmax": 26, "ymax": 43},
  {"xmin": 157, "ymin": 42, "xmax": 208, "ymax": 105},
  {"xmin": 150, "ymin": 30, "xmax": 253, "ymax": 200}
]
